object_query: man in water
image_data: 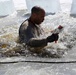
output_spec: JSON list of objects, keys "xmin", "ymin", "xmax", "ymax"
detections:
[{"xmin": 19, "ymin": 6, "xmax": 59, "ymax": 57}]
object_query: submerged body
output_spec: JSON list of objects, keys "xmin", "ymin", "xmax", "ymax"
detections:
[
  {"xmin": 19, "ymin": 6, "xmax": 59, "ymax": 56},
  {"xmin": 19, "ymin": 19, "xmax": 47, "ymax": 53}
]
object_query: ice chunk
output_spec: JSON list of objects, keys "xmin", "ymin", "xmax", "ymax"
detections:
[
  {"xmin": 70, "ymin": 0, "xmax": 76, "ymax": 17},
  {"xmin": 13, "ymin": 0, "xmax": 27, "ymax": 10},
  {"xmin": 26, "ymin": 0, "xmax": 61, "ymax": 14},
  {"xmin": 0, "ymin": 0, "xmax": 16, "ymax": 16}
]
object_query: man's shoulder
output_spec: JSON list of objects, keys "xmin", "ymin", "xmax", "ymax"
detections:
[
  {"xmin": 21, "ymin": 20, "xmax": 28, "ymax": 27},
  {"xmin": 20, "ymin": 20, "xmax": 29, "ymax": 29},
  {"xmin": 19, "ymin": 20, "xmax": 29, "ymax": 31}
]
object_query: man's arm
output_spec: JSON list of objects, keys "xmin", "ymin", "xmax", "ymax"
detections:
[
  {"xmin": 26, "ymin": 38, "xmax": 47, "ymax": 47},
  {"xmin": 26, "ymin": 34, "xmax": 59, "ymax": 47}
]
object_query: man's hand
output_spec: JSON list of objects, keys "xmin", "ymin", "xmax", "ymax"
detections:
[{"xmin": 47, "ymin": 34, "xmax": 59, "ymax": 43}]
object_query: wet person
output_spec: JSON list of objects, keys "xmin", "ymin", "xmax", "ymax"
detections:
[{"xmin": 19, "ymin": 6, "xmax": 59, "ymax": 57}]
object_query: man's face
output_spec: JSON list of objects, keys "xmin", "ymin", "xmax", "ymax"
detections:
[{"xmin": 34, "ymin": 11, "xmax": 45, "ymax": 25}]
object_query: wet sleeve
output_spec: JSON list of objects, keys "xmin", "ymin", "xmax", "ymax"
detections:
[{"xmin": 26, "ymin": 38, "xmax": 48, "ymax": 47}]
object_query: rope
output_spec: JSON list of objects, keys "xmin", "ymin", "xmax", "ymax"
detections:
[{"xmin": 0, "ymin": 60, "xmax": 76, "ymax": 64}]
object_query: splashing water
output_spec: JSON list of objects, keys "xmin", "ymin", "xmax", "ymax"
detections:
[{"xmin": 0, "ymin": 12, "xmax": 76, "ymax": 57}]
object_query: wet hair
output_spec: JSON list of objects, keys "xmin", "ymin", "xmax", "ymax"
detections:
[{"xmin": 31, "ymin": 6, "xmax": 45, "ymax": 14}]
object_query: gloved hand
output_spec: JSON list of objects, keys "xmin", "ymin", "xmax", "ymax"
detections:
[{"xmin": 47, "ymin": 34, "xmax": 59, "ymax": 42}]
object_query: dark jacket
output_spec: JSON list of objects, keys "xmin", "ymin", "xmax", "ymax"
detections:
[{"xmin": 19, "ymin": 19, "xmax": 47, "ymax": 48}]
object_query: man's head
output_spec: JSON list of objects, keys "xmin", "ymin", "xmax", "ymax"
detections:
[{"xmin": 30, "ymin": 6, "xmax": 45, "ymax": 25}]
